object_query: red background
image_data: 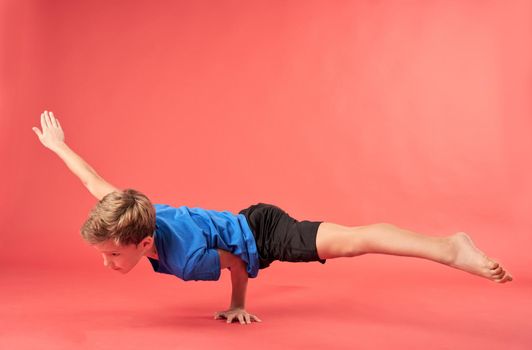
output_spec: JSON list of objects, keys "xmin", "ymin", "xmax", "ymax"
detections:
[{"xmin": 1, "ymin": 1, "xmax": 531, "ymax": 349}]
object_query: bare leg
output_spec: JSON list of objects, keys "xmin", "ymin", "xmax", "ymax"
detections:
[{"xmin": 315, "ymin": 222, "xmax": 513, "ymax": 283}]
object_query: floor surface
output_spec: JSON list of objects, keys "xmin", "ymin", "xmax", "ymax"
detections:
[{"xmin": 1, "ymin": 255, "xmax": 530, "ymax": 350}]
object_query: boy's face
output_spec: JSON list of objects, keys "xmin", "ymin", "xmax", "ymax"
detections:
[{"xmin": 92, "ymin": 237, "xmax": 154, "ymax": 274}]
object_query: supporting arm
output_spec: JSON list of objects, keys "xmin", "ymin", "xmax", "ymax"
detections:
[{"xmin": 218, "ymin": 249, "xmax": 248, "ymax": 308}]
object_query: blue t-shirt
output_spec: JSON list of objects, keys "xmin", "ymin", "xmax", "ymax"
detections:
[{"xmin": 147, "ymin": 204, "xmax": 259, "ymax": 281}]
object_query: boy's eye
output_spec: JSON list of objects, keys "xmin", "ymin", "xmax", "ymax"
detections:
[{"xmin": 112, "ymin": 253, "xmax": 120, "ymax": 256}]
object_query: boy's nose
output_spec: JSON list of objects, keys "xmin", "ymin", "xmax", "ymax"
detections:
[{"xmin": 104, "ymin": 261, "xmax": 116, "ymax": 269}]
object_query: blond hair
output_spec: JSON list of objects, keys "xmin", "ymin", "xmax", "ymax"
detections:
[{"xmin": 80, "ymin": 188, "xmax": 156, "ymax": 246}]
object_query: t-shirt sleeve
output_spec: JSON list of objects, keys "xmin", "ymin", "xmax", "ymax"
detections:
[{"xmin": 182, "ymin": 247, "xmax": 221, "ymax": 281}]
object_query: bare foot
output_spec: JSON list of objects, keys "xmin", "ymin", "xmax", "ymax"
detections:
[{"xmin": 447, "ymin": 232, "xmax": 513, "ymax": 283}]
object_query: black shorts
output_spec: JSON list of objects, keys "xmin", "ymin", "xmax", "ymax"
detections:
[{"xmin": 238, "ymin": 202, "xmax": 326, "ymax": 269}]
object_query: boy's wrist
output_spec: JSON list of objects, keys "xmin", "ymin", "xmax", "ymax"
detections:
[{"xmin": 50, "ymin": 141, "xmax": 68, "ymax": 153}]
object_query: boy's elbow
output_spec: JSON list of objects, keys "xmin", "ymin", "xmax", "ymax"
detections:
[{"xmin": 217, "ymin": 249, "xmax": 245, "ymax": 270}]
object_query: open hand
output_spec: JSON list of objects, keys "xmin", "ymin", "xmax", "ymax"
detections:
[
  {"xmin": 32, "ymin": 110, "xmax": 65, "ymax": 151},
  {"xmin": 214, "ymin": 307, "xmax": 262, "ymax": 325}
]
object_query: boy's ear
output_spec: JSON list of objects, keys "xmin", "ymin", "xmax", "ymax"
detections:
[{"xmin": 139, "ymin": 236, "xmax": 154, "ymax": 248}]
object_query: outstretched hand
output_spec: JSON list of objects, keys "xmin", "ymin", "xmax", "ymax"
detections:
[
  {"xmin": 32, "ymin": 110, "xmax": 65, "ymax": 151},
  {"xmin": 214, "ymin": 307, "xmax": 262, "ymax": 325}
]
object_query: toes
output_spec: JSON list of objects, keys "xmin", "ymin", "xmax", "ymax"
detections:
[
  {"xmin": 486, "ymin": 260, "xmax": 513, "ymax": 283},
  {"xmin": 493, "ymin": 272, "xmax": 512, "ymax": 283},
  {"xmin": 491, "ymin": 266, "xmax": 513, "ymax": 281},
  {"xmin": 487, "ymin": 260, "xmax": 499, "ymax": 269},
  {"xmin": 492, "ymin": 267, "xmax": 504, "ymax": 277},
  {"xmin": 493, "ymin": 273, "xmax": 505, "ymax": 281},
  {"xmin": 492, "ymin": 268, "xmax": 505, "ymax": 278},
  {"xmin": 490, "ymin": 266, "xmax": 503, "ymax": 275}
]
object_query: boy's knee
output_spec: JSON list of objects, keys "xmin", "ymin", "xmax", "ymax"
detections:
[{"xmin": 355, "ymin": 223, "xmax": 397, "ymax": 252}]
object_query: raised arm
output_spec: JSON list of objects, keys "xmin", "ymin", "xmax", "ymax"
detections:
[{"xmin": 32, "ymin": 110, "xmax": 120, "ymax": 200}]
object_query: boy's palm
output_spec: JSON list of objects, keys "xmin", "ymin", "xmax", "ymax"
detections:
[
  {"xmin": 214, "ymin": 307, "xmax": 262, "ymax": 325},
  {"xmin": 32, "ymin": 110, "xmax": 65, "ymax": 151}
]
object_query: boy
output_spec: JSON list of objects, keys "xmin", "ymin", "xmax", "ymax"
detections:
[{"xmin": 32, "ymin": 110, "xmax": 513, "ymax": 325}]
